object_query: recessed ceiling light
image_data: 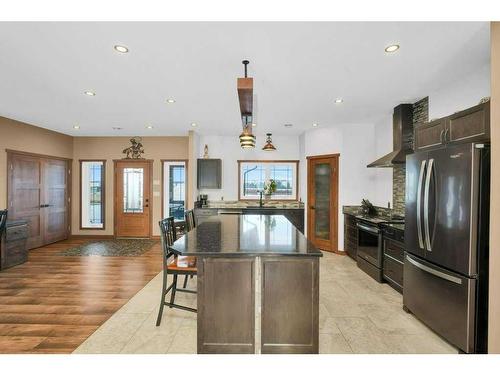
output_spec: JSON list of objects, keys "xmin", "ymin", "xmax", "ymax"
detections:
[
  {"xmin": 191, "ymin": 123, "xmax": 197, "ymax": 127},
  {"xmin": 84, "ymin": 91, "xmax": 96, "ymax": 96},
  {"xmin": 73, "ymin": 125, "xmax": 80, "ymax": 130},
  {"xmin": 252, "ymin": 123, "xmax": 257, "ymax": 127},
  {"xmin": 284, "ymin": 124, "xmax": 293, "ymax": 128},
  {"xmin": 334, "ymin": 98, "xmax": 343, "ymax": 104},
  {"xmin": 312, "ymin": 123, "xmax": 318, "ymax": 127},
  {"xmin": 146, "ymin": 125, "xmax": 154, "ymax": 129},
  {"xmin": 166, "ymin": 98, "xmax": 176, "ymax": 104},
  {"xmin": 114, "ymin": 45, "xmax": 129, "ymax": 53},
  {"xmin": 112, "ymin": 126, "xmax": 123, "ymax": 130},
  {"xmin": 385, "ymin": 44, "xmax": 400, "ymax": 53}
]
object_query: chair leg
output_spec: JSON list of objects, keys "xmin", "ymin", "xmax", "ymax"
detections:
[
  {"xmin": 156, "ymin": 271, "xmax": 168, "ymax": 326},
  {"xmin": 169, "ymin": 274, "xmax": 178, "ymax": 307},
  {"xmin": 183, "ymin": 275, "xmax": 189, "ymax": 288}
]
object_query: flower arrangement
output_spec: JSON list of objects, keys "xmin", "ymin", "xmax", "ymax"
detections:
[{"xmin": 263, "ymin": 179, "xmax": 277, "ymax": 196}]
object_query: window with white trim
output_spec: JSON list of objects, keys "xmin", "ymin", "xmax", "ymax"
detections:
[{"xmin": 238, "ymin": 161, "xmax": 298, "ymax": 200}]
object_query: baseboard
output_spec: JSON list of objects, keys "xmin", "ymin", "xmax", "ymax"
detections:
[{"xmin": 321, "ymin": 248, "xmax": 346, "ymax": 255}]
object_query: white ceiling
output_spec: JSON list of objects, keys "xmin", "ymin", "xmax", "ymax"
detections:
[{"xmin": 0, "ymin": 22, "xmax": 490, "ymax": 136}]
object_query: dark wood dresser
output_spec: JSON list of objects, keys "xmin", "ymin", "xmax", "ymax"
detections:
[{"xmin": 1, "ymin": 220, "xmax": 29, "ymax": 270}]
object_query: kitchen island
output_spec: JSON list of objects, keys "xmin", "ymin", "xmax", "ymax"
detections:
[{"xmin": 169, "ymin": 214, "xmax": 322, "ymax": 354}]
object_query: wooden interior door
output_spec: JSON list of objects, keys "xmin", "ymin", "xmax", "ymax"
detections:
[
  {"xmin": 8, "ymin": 154, "xmax": 44, "ymax": 249},
  {"xmin": 115, "ymin": 160, "xmax": 152, "ymax": 238},
  {"xmin": 43, "ymin": 159, "xmax": 69, "ymax": 244},
  {"xmin": 8, "ymin": 152, "xmax": 70, "ymax": 249},
  {"xmin": 307, "ymin": 155, "xmax": 339, "ymax": 252}
]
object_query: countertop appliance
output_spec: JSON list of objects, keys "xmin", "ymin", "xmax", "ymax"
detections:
[
  {"xmin": 356, "ymin": 215, "xmax": 404, "ymax": 282},
  {"xmin": 404, "ymin": 142, "xmax": 490, "ymax": 353},
  {"xmin": 199, "ymin": 194, "xmax": 208, "ymax": 207}
]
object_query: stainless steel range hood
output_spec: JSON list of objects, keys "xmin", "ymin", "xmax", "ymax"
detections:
[{"xmin": 367, "ymin": 104, "xmax": 414, "ymax": 168}]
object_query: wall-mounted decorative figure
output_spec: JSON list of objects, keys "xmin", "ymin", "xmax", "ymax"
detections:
[
  {"xmin": 122, "ymin": 137, "xmax": 145, "ymax": 159},
  {"xmin": 203, "ymin": 144, "xmax": 209, "ymax": 158}
]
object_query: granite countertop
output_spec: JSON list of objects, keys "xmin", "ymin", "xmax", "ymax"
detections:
[
  {"xmin": 196, "ymin": 200, "xmax": 304, "ymax": 210},
  {"xmin": 383, "ymin": 223, "xmax": 405, "ymax": 231},
  {"xmin": 170, "ymin": 214, "xmax": 321, "ymax": 257},
  {"xmin": 343, "ymin": 205, "xmax": 404, "ymax": 225}
]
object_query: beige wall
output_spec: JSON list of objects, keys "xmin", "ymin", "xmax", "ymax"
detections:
[
  {"xmin": 0, "ymin": 117, "xmax": 73, "ymax": 209},
  {"xmin": 489, "ymin": 22, "xmax": 500, "ymax": 353},
  {"xmin": 72, "ymin": 136, "xmax": 189, "ymax": 237}
]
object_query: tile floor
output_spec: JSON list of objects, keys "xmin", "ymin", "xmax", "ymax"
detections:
[{"xmin": 73, "ymin": 252, "xmax": 457, "ymax": 354}]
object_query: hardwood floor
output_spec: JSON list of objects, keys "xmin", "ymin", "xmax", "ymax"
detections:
[{"xmin": 0, "ymin": 238, "xmax": 162, "ymax": 353}]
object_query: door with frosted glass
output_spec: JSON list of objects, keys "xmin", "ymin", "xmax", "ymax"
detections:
[
  {"xmin": 114, "ymin": 160, "xmax": 152, "ymax": 237},
  {"xmin": 307, "ymin": 155, "xmax": 339, "ymax": 252}
]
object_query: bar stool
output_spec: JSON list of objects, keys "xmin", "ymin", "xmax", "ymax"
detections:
[
  {"xmin": 184, "ymin": 209, "xmax": 196, "ymax": 232},
  {"xmin": 156, "ymin": 217, "xmax": 197, "ymax": 326}
]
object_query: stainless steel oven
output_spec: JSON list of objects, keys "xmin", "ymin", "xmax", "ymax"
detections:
[{"xmin": 357, "ymin": 221, "xmax": 382, "ymax": 269}]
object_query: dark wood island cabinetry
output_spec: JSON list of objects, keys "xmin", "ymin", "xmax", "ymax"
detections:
[{"xmin": 170, "ymin": 214, "xmax": 322, "ymax": 354}]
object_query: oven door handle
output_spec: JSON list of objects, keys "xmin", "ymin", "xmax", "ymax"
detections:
[{"xmin": 356, "ymin": 223, "xmax": 379, "ymax": 234}]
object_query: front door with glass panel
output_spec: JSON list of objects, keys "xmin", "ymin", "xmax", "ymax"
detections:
[
  {"xmin": 307, "ymin": 155, "xmax": 339, "ymax": 252},
  {"xmin": 114, "ymin": 160, "xmax": 152, "ymax": 237}
]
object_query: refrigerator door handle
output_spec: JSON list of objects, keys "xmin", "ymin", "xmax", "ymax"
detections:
[
  {"xmin": 406, "ymin": 255, "xmax": 463, "ymax": 285},
  {"xmin": 417, "ymin": 159, "xmax": 426, "ymax": 249},
  {"xmin": 424, "ymin": 158, "xmax": 434, "ymax": 251}
]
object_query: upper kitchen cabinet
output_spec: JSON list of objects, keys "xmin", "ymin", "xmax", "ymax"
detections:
[
  {"xmin": 414, "ymin": 118, "xmax": 447, "ymax": 151},
  {"xmin": 414, "ymin": 101, "xmax": 490, "ymax": 152},
  {"xmin": 446, "ymin": 101, "xmax": 490, "ymax": 144},
  {"xmin": 197, "ymin": 158, "xmax": 222, "ymax": 189}
]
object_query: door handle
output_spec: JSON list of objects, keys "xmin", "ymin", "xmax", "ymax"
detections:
[
  {"xmin": 406, "ymin": 255, "xmax": 462, "ymax": 284},
  {"xmin": 417, "ymin": 160, "xmax": 426, "ymax": 249},
  {"xmin": 356, "ymin": 223, "xmax": 380, "ymax": 234},
  {"xmin": 424, "ymin": 158, "xmax": 434, "ymax": 251},
  {"xmin": 310, "ymin": 205, "xmax": 315, "ymax": 209}
]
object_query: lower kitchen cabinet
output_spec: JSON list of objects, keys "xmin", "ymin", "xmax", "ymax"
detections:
[
  {"xmin": 194, "ymin": 207, "xmax": 305, "ymax": 233},
  {"xmin": 382, "ymin": 234, "xmax": 405, "ymax": 293},
  {"xmin": 344, "ymin": 214, "xmax": 357, "ymax": 260}
]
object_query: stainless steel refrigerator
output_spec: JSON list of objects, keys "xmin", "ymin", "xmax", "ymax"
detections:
[{"xmin": 404, "ymin": 142, "xmax": 490, "ymax": 353}]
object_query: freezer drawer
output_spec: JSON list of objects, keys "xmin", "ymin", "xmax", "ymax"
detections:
[{"xmin": 403, "ymin": 253, "xmax": 476, "ymax": 353}]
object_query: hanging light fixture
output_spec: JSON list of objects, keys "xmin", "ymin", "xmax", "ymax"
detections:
[
  {"xmin": 240, "ymin": 115, "xmax": 256, "ymax": 148},
  {"xmin": 262, "ymin": 133, "xmax": 277, "ymax": 151},
  {"xmin": 237, "ymin": 60, "xmax": 256, "ymax": 148}
]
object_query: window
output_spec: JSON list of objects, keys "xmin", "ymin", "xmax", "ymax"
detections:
[
  {"xmin": 238, "ymin": 160, "xmax": 298, "ymax": 200},
  {"xmin": 80, "ymin": 160, "xmax": 105, "ymax": 229},
  {"xmin": 163, "ymin": 161, "xmax": 187, "ymax": 221}
]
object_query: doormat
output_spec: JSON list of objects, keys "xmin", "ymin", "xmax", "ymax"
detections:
[{"xmin": 58, "ymin": 239, "xmax": 158, "ymax": 257}]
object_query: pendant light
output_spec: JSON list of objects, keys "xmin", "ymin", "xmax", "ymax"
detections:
[
  {"xmin": 240, "ymin": 116, "xmax": 256, "ymax": 148},
  {"xmin": 237, "ymin": 60, "xmax": 256, "ymax": 148},
  {"xmin": 262, "ymin": 133, "xmax": 277, "ymax": 151}
]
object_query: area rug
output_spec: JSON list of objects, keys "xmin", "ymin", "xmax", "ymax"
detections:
[{"xmin": 58, "ymin": 239, "xmax": 158, "ymax": 257}]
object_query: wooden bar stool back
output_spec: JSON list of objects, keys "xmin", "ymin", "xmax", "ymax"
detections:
[{"xmin": 156, "ymin": 217, "xmax": 197, "ymax": 326}]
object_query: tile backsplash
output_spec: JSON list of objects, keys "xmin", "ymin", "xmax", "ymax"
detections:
[{"xmin": 392, "ymin": 96, "xmax": 429, "ymax": 216}]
